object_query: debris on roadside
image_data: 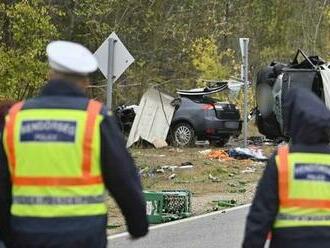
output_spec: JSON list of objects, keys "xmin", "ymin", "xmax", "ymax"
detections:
[
  {"xmin": 212, "ymin": 199, "xmax": 237, "ymax": 211},
  {"xmin": 228, "ymin": 147, "xmax": 268, "ymax": 161},
  {"xmin": 107, "ymin": 224, "xmax": 122, "ymax": 229},
  {"xmin": 195, "ymin": 140, "xmax": 210, "ymax": 147},
  {"xmin": 207, "ymin": 150, "xmax": 233, "ymax": 161},
  {"xmin": 242, "ymin": 167, "xmax": 256, "ymax": 173},
  {"xmin": 247, "ymin": 136, "xmax": 274, "ymax": 146},
  {"xmin": 199, "ymin": 149, "xmax": 212, "ymax": 155},
  {"xmin": 156, "ymin": 168, "xmax": 165, "ymax": 174},
  {"xmin": 140, "ymin": 161, "xmax": 194, "ymax": 178},
  {"xmin": 169, "ymin": 148, "xmax": 184, "ymax": 153},
  {"xmin": 208, "ymin": 173, "xmax": 221, "ymax": 182},
  {"xmin": 181, "ymin": 161, "xmax": 193, "ymax": 166},
  {"xmin": 168, "ymin": 173, "xmax": 177, "ymax": 180},
  {"xmin": 178, "ymin": 165, "xmax": 194, "ymax": 170},
  {"xmin": 139, "ymin": 166, "xmax": 149, "ymax": 175},
  {"xmin": 144, "ymin": 190, "xmax": 192, "ymax": 224}
]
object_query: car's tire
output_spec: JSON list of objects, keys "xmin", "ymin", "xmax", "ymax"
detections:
[{"xmin": 171, "ymin": 122, "xmax": 195, "ymax": 147}]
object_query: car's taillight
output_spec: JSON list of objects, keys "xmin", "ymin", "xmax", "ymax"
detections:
[{"xmin": 201, "ymin": 103, "xmax": 214, "ymax": 110}]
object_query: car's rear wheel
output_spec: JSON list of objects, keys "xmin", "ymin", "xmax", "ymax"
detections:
[{"xmin": 171, "ymin": 122, "xmax": 195, "ymax": 147}]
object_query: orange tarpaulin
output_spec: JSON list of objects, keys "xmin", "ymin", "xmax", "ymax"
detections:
[{"xmin": 207, "ymin": 150, "xmax": 233, "ymax": 161}]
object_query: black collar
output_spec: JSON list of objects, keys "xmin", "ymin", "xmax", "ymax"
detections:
[{"xmin": 40, "ymin": 80, "xmax": 86, "ymax": 97}]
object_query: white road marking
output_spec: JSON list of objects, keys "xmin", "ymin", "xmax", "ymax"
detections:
[{"xmin": 107, "ymin": 203, "xmax": 251, "ymax": 240}]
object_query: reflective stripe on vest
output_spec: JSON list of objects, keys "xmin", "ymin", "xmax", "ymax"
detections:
[
  {"xmin": 13, "ymin": 195, "xmax": 105, "ymax": 205},
  {"xmin": 4, "ymin": 100, "xmax": 107, "ymax": 217},
  {"xmin": 273, "ymin": 145, "xmax": 330, "ymax": 228}
]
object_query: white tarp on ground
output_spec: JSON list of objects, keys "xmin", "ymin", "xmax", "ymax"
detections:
[
  {"xmin": 126, "ymin": 88, "xmax": 175, "ymax": 148},
  {"xmin": 321, "ymin": 63, "xmax": 330, "ymax": 109}
]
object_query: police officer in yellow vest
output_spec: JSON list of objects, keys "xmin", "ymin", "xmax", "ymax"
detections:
[
  {"xmin": 243, "ymin": 88, "xmax": 330, "ymax": 248},
  {"xmin": 0, "ymin": 41, "xmax": 148, "ymax": 248}
]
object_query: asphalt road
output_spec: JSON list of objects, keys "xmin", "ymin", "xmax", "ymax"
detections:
[{"xmin": 108, "ymin": 204, "xmax": 250, "ymax": 248}]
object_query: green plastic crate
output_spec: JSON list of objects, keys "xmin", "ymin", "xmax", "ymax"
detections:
[{"xmin": 144, "ymin": 190, "xmax": 192, "ymax": 224}]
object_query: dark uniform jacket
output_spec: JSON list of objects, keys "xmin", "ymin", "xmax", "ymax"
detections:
[
  {"xmin": 0, "ymin": 80, "xmax": 148, "ymax": 248},
  {"xmin": 243, "ymin": 88, "xmax": 330, "ymax": 248}
]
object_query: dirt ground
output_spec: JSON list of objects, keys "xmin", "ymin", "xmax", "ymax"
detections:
[{"xmin": 106, "ymin": 138, "xmax": 276, "ymax": 234}]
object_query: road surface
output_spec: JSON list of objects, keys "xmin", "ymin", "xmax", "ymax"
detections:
[{"xmin": 108, "ymin": 204, "xmax": 250, "ymax": 248}]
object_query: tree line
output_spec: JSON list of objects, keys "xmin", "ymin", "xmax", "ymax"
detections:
[{"xmin": 0, "ymin": 0, "xmax": 329, "ymax": 106}]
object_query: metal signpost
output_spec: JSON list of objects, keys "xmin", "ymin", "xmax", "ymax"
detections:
[
  {"xmin": 106, "ymin": 38, "xmax": 116, "ymax": 109},
  {"xmin": 94, "ymin": 32, "xmax": 135, "ymax": 110},
  {"xmin": 239, "ymin": 38, "xmax": 249, "ymax": 148}
]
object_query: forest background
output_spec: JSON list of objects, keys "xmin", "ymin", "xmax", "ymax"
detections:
[{"xmin": 0, "ymin": 0, "xmax": 329, "ymax": 107}]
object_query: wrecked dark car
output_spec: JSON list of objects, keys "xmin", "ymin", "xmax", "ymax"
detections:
[
  {"xmin": 116, "ymin": 83, "xmax": 242, "ymax": 147},
  {"xmin": 170, "ymin": 84, "xmax": 242, "ymax": 146},
  {"xmin": 255, "ymin": 49, "xmax": 330, "ymax": 139}
]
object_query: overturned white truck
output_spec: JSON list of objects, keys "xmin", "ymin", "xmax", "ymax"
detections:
[{"xmin": 256, "ymin": 49, "xmax": 330, "ymax": 139}]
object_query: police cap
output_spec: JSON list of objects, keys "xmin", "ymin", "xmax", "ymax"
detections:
[{"xmin": 46, "ymin": 41, "xmax": 98, "ymax": 75}]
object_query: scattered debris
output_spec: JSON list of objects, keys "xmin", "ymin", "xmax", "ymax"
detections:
[
  {"xmin": 228, "ymin": 147, "xmax": 268, "ymax": 161},
  {"xmin": 239, "ymin": 180, "xmax": 247, "ymax": 185},
  {"xmin": 247, "ymin": 136, "xmax": 274, "ymax": 146},
  {"xmin": 208, "ymin": 173, "xmax": 221, "ymax": 182},
  {"xmin": 199, "ymin": 149, "xmax": 212, "ymax": 155},
  {"xmin": 242, "ymin": 167, "xmax": 256, "ymax": 173},
  {"xmin": 181, "ymin": 161, "xmax": 193, "ymax": 166},
  {"xmin": 107, "ymin": 224, "xmax": 122, "ymax": 229},
  {"xmin": 168, "ymin": 173, "xmax": 176, "ymax": 180},
  {"xmin": 156, "ymin": 168, "xmax": 165, "ymax": 173},
  {"xmin": 139, "ymin": 167, "xmax": 149, "ymax": 174},
  {"xmin": 212, "ymin": 199, "xmax": 237, "ymax": 210},
  {"xmin": 178, "ymin": 165, "xmax": 194, "ymax": 170},
  {"xmin": 169, "ymin": 148, "xmax": 184, "ymax": 153},
  {"xmin": 144, "ymin": 190, "xmax": 192, "ymax": 224},
  {"xmin": 195, "ymin": 140, "xmax": 210, "ymax": 147},
  {"xmin": 140, "ymin": 161, "xmax": 195, "ymax": 178},
  {"xmin": 207, "ymin": 150, "xmax": 233, "ymax": 160}
]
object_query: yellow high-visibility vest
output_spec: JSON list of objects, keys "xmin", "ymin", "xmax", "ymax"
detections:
[
  {"xmin": 273, "ymin": 145, "xmax": 330, "ymax": 228},
  {"xmin": 3, "ymin": 100, "xmax": 107, "ymax": 217}
]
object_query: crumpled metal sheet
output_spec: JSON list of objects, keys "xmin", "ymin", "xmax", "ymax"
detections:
[
  {"xmin": 126, "ymin": 88, "xmax": 175, "ymax": 148},
  {"xmin": 320, "ymin": 63, "xmax": 330, "ymax": 109}
]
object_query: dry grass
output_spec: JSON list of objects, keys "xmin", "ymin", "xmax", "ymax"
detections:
[{"xmin": 107, "ymin": 142, "xmax": 276, "ymax": 234}]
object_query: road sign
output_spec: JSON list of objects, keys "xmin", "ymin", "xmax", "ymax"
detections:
[
  {"xmin": 94, "ymin": 32, "xmax": 135, "ymax": 81},
  {"xmin": 94, "ymin": 32, "xmax": 135, "ymax": 109}
]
